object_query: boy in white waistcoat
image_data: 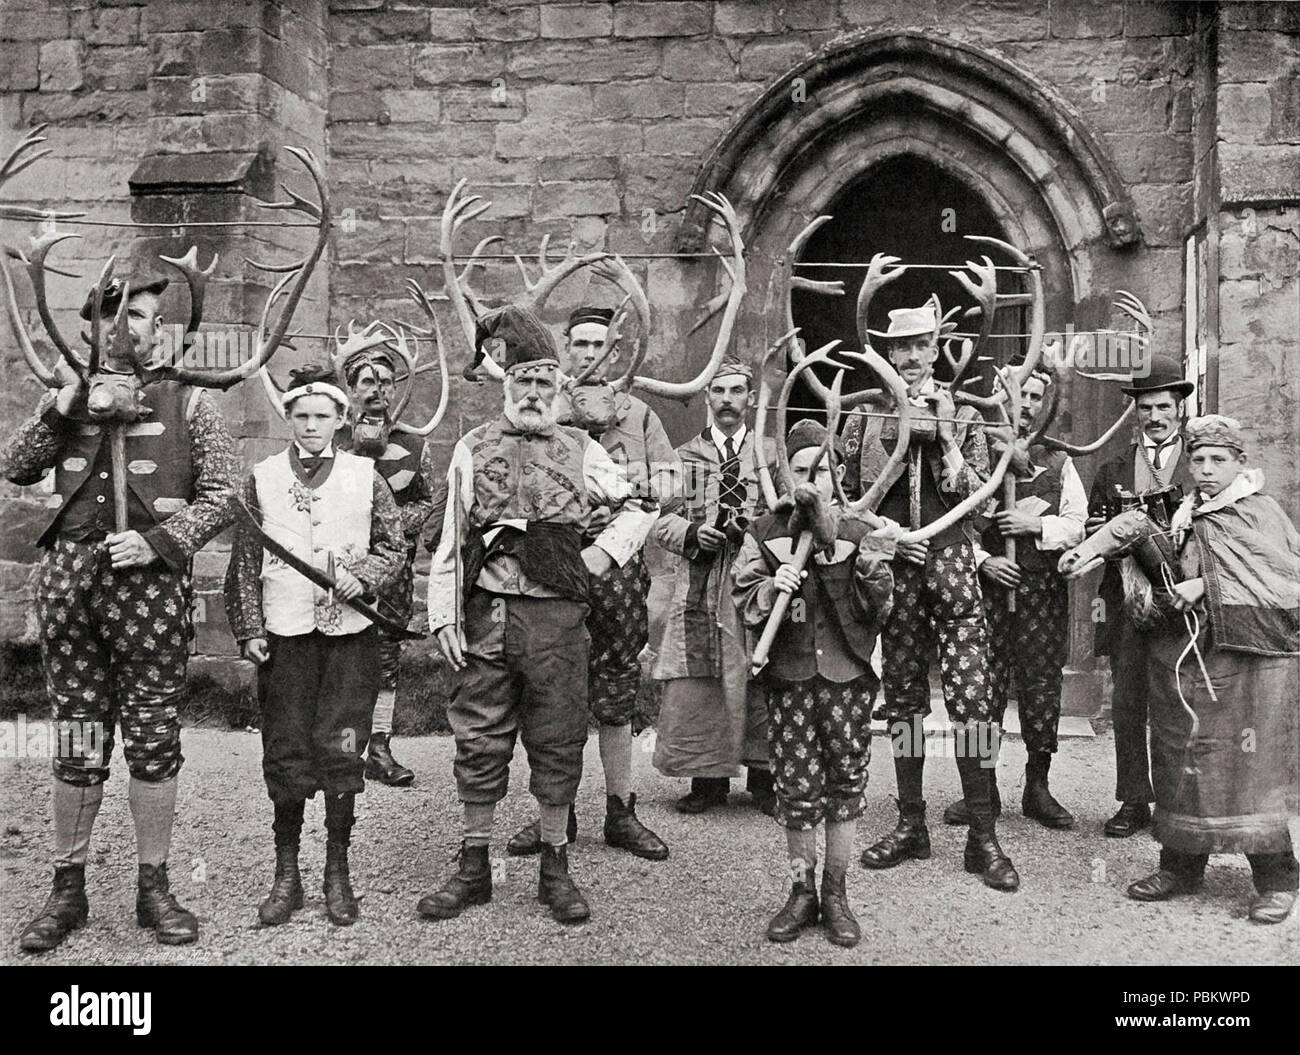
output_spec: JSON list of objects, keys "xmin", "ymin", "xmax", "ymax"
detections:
[{"xmin": 224, "ymin": 365, "xmax": 405, "ymax": 927}]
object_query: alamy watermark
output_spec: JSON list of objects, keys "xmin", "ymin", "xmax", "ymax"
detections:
[{"xmin": 0, "ymin": 715, "xmax": 105, "ymax": 764}]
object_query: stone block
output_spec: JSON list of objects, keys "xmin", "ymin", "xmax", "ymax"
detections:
[
  {"xmin": 24, "ymin": 88, "xmax": 150, "ymax": 124},
  {"xmin": 1220, "ymin": 4, "xmax": 1300, "ymax": 32},
  {"xmin": 1218, "ymin": 83, "xmax": 1273, "ymax": 143},
  {"xmin": 412, "ymin": 43, "xmax": 508, "ymax": 85},
  {"xmin": 534, "ymin": 181, "xmax": 621, "ymax": 220},
  {"xmin": 1, "ymin": 9, "xmax": 71, "ymax": 41},
  {"xmin": 1129, "ymin": 181, "xmax": 1191, "ymax": 247},
  {"xmin": 1051, "ymin": 0, "xmax": 1123, "ymax": 39},
  {"xmin": 1219, "ymin": 31, "xmax": 1299, "ymax": 85},
  {"xmin": 661, "ymin": 38, "xmax": 738, "ymax": 82},
  {"xmin": 83, "ymin": 43, "xmax": 149, "ymax": 91},
  {"xmin": 334, "ymin": 43, "xmax": 411, "ymax": 90},
  {"xmin": 332, "ymin": 121, "xmax": 496, "ymax": 159},
  {"xmin": 540, "ymin": 4, "xmax": 614, "ymax": 39},
  {"xmin": 507, "ymin": 38, "xmax": 660, "ymax": 82},
  {"xmin": 496, "ymin": 119, "xmax": 641, "ymax": 159},
  {"xmin": 737, "ymin": 38, "xmax": 812, "ymax": 82},
  {"xmin": 1218, "ymin": 143, "xmax": 1300, "ymax": 204},
  {"xmin": 839, "ymin": 0, "xmax": 940, "ymax": 32},
  {"xmin": 332, "ymin": 10, "xmax": 432, "ymax": 44},
  {"xmin": 1270, "ymin": 73, "xmax": 1300, "ymax": 144},
  {"xmin": 592, "ymin": 81, "xmax": 682, "ymax": 119},
  {"xmin": 1124, "ymin": 0, "xmax": 1191, "ymax": 37},
  {"xmin": 75, "ymin": 6, "xmax": 141, "ymax": 45},
  {"xmin": 936, "ymin": 0, "xmax": 1049, "ymax": 43},
  {"xmin": 38, "ymin": 38, "xmax": 81, "ymax": 91},
  {"xmin": 524, "ymin": 83, "xmax": 594, "ymax": 122},
  {"xmin": 380, "ymin": 89, "xmax": 448, "ymax": 123},
  {"xmin": 1105, "ymin": 131, "xmax": 1192, "ymax": 183},
  {"xmin": 613, "ymin": 3, "xmax": 711, "ymax": 38},
  {"xmin": 472, "ymin": 4, "xmax": 540, "ymax": 42},
  {"xmin": 643, "ymin": 117, "xmax": 728, "ymax": 156},
  {"xmin": 422, "ymin": 7, "xmax": 475, "ymax": 42}
]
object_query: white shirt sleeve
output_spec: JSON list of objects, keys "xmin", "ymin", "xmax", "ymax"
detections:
[
  {"xmin": 971, "ymin": 535, "xmax": 992, "ymax": 568},
  {"xmin": 583, "ymin": 439, "xmax": 657, "ymax": 567},
  {"xmin": 427, "ymin": 440, "xmax": 474, "ymax": 632},
  {"xmin": 1037, "ymin": 457, "xmax": 1086, "ymax": 553}
]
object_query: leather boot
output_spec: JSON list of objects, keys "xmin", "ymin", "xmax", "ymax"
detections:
[
  {"xmin": 860, "ymin": 801, "xmax": 931, "ymax": 869},
  {"xmin": 506, "ymin": 805, "xmax": 577, "ymax": 857},
  {"xmin": 746, "ymin": 768, "xmax": 777, "ymax": 817},
  {"xmin": 19, "ymin": 865, "xmax": 89, "ymax": 952},
  {"xmin": 766, "ymin": 876, "xmax": 818, "ymax": 942},
  {"xmin": 417, "ymin": 842, "xmax": 491, "ymax": 919},
  {"xmin": 964, "ymin": 823, "xmax": 1020, "ymax": 892},
  {"xmin": 1022, "ymin": 753, "xmax": 1074, "ymax": 829},
  {"xmin": 604, "ymin": 794, "xmax": 669, "ymax": 860},
  {"xmin": 258, "ymin": 845, "xmax": 303, "ymax": 927},
  {"xmin": 676, "ymin": 777, "xmax": 729, "ymax": 814},
  {"xmin": 1248, "ymin": 890, "xmax": 1297, "ymax": 924},
  {"xmin": 136, "ymin": 863, "xmax": 199, "ymax": 945},
  {"xmin": 364, "ymin": 733, "xmax": 415, "ymax": 787},
  {"xmin": 942, "ymin": 775, "xmax": 1002, "ymax": 826},
  {"xmin": 323, "ymin": 840, "xmax": 359, "ymax": 926},
  {"xmin": 538, "ymin": 844, "xmax": 590, "ymax": 924},
  {"xmin": 820, "ymin": 869, "xmax": 861, "ymax": 948}
]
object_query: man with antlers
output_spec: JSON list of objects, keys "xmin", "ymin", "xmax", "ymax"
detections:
[
  {"xmin": 3, "ymin": 272, "xmax": 240, "ymax": 951},
  {"xmin": 419, "ymin": 305, "xmax": 658, "ymax": 924},
  {"xmin": 844, "ymin": 299, "xmax": 1019, "ymax": 892},
  {"xmin": 947, "ymin": 364, "xmax": 1087, "ymax": 830},
  {"xmin": 505, "ymin": 303, "xmax": 675, "ymax": 861}
]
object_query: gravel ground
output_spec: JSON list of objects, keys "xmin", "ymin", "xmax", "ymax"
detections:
[{"xmin": 2, "ymin": 728, "xmax": 1296, "ymax": 966}]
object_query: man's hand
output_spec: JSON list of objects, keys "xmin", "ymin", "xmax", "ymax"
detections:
[
  {"xmin": 434, "ymin": 624, "xmax": 467, "ymax": 671},
  {"xmin": 582, "ymin": 545, "xmax": 613, "ymax": 578},
  {"xmin": 585, "ymin": 504, "xmax": 614, "ymax": 534},
  {"xmin": 695, "ymin": 524, "xmax": 727, "ymax": 553},
  {"xmin": 333, "ymin": 568, "xmax": 365, "ymax": 601},
  {"xmin": 1084, "ymin": 513, "xmax": 1109, "ymax": 536},
  {"xmin": 896, "ymin": 537, "xmax": 929, "ymax": 566},
  {"xmin": 242, "ymin": 638, "xmax": 270, "ymax": 665},
  {"xmin": 773, "ymin": 563, "xmax": 805, "ymax": 595},
  {"xmin": 980, "ymin": 555, "xmax": 1021, "ymax": 589},
  {"xmin": 106, "ymin": 530, "xmax": 159, "ymax": 570},
  {"xmin": 1171, "ymin": 577, "xmax": 1205, "ymax": 612},
  {"xmin": 53, "ymin": 360, "xmax": 85, "ymax": 417},
  {"xmin": 995, "ymin": 508, "xmax": 1042, "ymax": 537},
  {"xmin": 931, "ymin": 387, "xmax": 958, "ymax": 447}
]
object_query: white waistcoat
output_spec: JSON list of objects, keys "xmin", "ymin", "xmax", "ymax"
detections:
[{"xmin": 253, "ymin": 448, "xmax": 375, "ymax": 637}]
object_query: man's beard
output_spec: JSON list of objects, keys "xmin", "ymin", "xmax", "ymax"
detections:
[{"xmin": 503, "ymin": 389, "xmax": 559, "ymax": 433}]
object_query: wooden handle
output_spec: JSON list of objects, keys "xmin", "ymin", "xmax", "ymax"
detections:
[
  {"xmin": 1003, "ymin": 474, "xmax": 1017, "ymax": 613},
  {"xmin": 108, "ymin": 426, "xmax": 128, "ymax": 533},
  {"xmin": 751, "ymin": 531, "xmax": 815, "ymax": 675}
]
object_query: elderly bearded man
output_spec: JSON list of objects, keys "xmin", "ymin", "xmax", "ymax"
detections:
[
  {"xmin": 506, "ymin": 306, "xmax": 675, "ymax": 861},
  {"xmin": 333, "ymin": 338, "xmax": 436, "ymax": 787},
  {"xmin": 418, "ymin": 306, "xmax": 657, "ymax": 924},
  {"xmin": 5, "ymin": 274, "xmax": 238, "ymax": 952}
]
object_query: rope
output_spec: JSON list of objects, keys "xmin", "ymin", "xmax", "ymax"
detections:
[{"xmin": 1158, "ymin": 561, "xmax": 1217, "ymax": 784}]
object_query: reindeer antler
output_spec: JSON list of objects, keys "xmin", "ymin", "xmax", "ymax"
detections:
[
  {"xmin": 149, "ymin": 146, "xmax": 329, "ymax": 390},
  {"xmin": 0, "ymin": 125, "xmax": 86, "ymax": 224},
  {"xmin": 515, "ymin": 235, "xmax": 610, "ymax": 316},
  {"xmin": 438, "ymin": 178, "xmax": 498, "ymax": 380},
  {"xmin": 390, "ymin": 287, "xmax": 450, "ymax": 437},
  {"xmin": 157, "ymin": 246, "xmax": 218, "ymax": 339}
]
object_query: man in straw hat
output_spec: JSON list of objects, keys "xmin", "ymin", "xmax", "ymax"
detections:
[
  {"xmin": 1085, "ymin": 353, "xmax": 1196, "ymax": 838},
  {"xmin": 1124, "ymin": 415, "xmax": 1298, "ymax": 924},
  {"xmin": 844, "ymin": 301, "xmax": 1020, "ymax": 893},
  {"xmin": 506, "ymin": 305, "xmax": 675, "ymax": 862},
  {"xmin": 419, "ymin": 305, "xmax": 658, "ymax": 925},
  {"xmin": 651, "ymin": 356, "xmax": 778, "ymax": 816}
]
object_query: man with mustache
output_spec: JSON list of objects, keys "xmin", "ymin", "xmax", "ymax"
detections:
[
  {"xmin": 6, "ymin": 274, "xmax": 239, "ymax": 951},
  {"xmin": 334, "ymin": 338, "xmax": 436, "ymax": 787},
  {"xmin": 843, "ymin": 303, "xmax": 1019, "ymax": 892},
  {"xmin": 506, "ymin": 307, "xmax": 674, "ymax": 861},
  {"xmin": 652, "ymin": 359, "xmax": 777, "ymax": 816},
  {"xmin": 945, "ymin": 366, "xmax": 1086, "ymax": 830},
  {"xmin": 1085, "ymin": 354, "xmax": 1195, "ymax": 838},
  {"xmin": 418, "ymin": 305, "xmax": 657, "ymax": 924}
]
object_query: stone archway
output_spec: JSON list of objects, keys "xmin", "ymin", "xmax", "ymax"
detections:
[{"xmin": 678, "ymin": 31, "xmax": 1145, "ymax": 703}]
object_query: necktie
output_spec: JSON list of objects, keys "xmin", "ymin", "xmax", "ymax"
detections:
[
  {"xmin": 1151, "ymin": 439, "xmax": 1175, "ymax": 472},
  {"xmin": 719, "ymin": 437, "xmax": 744, "ymax": 513}
]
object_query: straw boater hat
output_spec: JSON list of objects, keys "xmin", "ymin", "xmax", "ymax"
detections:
[
  {"xmin": 1184, "ymin": 414, "xmax": 1246, "ymax": 453},
  {"xmin": 1120, "ymin": 353, "xmax": 1194, "ymax": 399},
  {"xmin": 868, "ymin": 303, "xmax": 937, "ymax": 341}
]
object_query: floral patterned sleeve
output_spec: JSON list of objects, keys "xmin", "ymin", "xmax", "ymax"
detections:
[
  {"xmin": 0, "ymin": 392, "xmax": 66, "ymax": 485},
  {"xmin": 144, "ymin": 389, "xmax": 239, "ymax": 571},
  {"xmin": 349, "ymin": 474, "xmax": 405, "ymax": 594},
  {"xmin": 223, "ymin": 475, "xmax": 265, "ymax": 643}
]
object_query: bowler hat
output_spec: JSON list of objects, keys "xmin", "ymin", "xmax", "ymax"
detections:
[{"xmin": 1121, "ymin": 353, "xmax": 1194, "ymax": 399}]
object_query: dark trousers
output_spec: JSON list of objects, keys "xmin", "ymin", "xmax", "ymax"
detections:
[
  {"xmin": 448, "ymin": 592, "xmax": 590, "ymax": 807},
  {"xmin": 879, "ymin": 542, "xmax": 991, "ymax": 724},
  {"xmin": 1160, "ymin": 844, "xmax": 1300, "ymax": 894},
  {"xmin": 586, "ymin": 552, "xmax": 649, "ymax": 727},
  {"xmin": 377, "ymin": 547, "xmax": 416, "ymax": 690},
  {"xmin": 984, "ymin": 564, "xmax": 1069, "ymax": 754},
  {"xmin": 36, "ymin": 539, "xmax": 190, "ymax": 787},
  {"xmin": 259, "ymin": 627, "xmax": 380, "ymax": 802},
  {"xmin": 1110, "ymin": 614, "xmax": 1155, "ymax": 803}
]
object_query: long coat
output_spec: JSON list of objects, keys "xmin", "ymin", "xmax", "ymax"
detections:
[{"xmin": 651, "ymin": 427, "xmax": 773, "ymax": 680}]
